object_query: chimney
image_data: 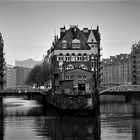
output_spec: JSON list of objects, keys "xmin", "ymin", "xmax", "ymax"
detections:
[{"xmin": 60, "ymin": 26, "xmax": 66, "ymax": 38}]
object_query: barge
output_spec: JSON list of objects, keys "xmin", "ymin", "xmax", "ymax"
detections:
[{"xmin": 44, "ymin": 25, "xmax": 101, "ymax": 116}]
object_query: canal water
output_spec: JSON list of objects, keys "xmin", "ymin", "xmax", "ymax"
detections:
[{"xmin": 0, "ymin": 95, "xmax": 140, "ymax": 140}]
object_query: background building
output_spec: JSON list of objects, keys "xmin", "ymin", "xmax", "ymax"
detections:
[
  {"xmin": 101, "ymin": 40, "xmax": 140, "ymax": 87},
  {"xmin": 14, "ymin": 66, "xmax": 31, "ymax": 86},
  {"xmin": 131, "ymin": 41, "xmax": 140, "ymax": 84},
  {"xmin": 101, "ymin": 54, "xmax": 132, "ymax": 87},
  {"xmin": 0, "ymin": 33, "xmax": 5, "ymax": 90},
  {"xmin": 4, "ymin": 65, "xmax": 16, "ymax": 89}
]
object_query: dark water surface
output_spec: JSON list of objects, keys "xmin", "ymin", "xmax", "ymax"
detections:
[{"xmin": 0, "ymin": 96, "xmax": 140, "ymax": 140}]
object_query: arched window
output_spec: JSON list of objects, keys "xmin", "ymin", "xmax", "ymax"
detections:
[
  {"xmin": 66, "ymin": 64, "xmax": 74, "ymax": 70},
  {"xmin": 71, "ymin": 53, "xmax": 75, "ymax": 61},
  {"xmin": 79, "ymin": 64, "xmax": 88, "ymax": 70},
  {"xmin": 77, "ymin": 53, "xmax": 82, "ymax": 61},
  {"xmin": 61, "ymin": 40, "xmax": 67, "ymax": 48},
  {"xmin": 58, "ymin": 53, "xmax": 63, "ymax": 61},
  {"xmin": 83, "ymin": 53, "xmax": 88, "ymax": 61},
  {"xmin": 91, "ymin": 53, "xmax": 94, "ymax": 60},
  {"xmin": 65, "ymin": 53, "xmax": 70, "ymax": 61},
  {"xmin": 72, "ymin": 39, "xmax": 81, "ymax": 48}
]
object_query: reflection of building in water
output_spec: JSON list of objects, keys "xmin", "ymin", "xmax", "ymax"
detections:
[
  {"xmin": 100, "ymin": 96, "xmax": 140, "ymax": 140},
  {"xmin": 33, "ymin": 116, "xmax": 101, "ymax": 140}
]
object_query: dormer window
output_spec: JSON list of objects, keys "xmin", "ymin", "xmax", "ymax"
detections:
[
  {"xmin": 72, "ymin": 39, "xmax": 81, "ymax": 48},
  {"xmin": 61, "ymin": 40, "xmax": 67, "ymax": 48}
]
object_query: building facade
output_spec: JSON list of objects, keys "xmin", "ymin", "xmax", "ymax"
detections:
[
  {"xmin": 131, "ymin": 41, "xmax": 140, "ymax": 84},
  {"xmin": 0, "ymin": 33, "xmax": 5, "ymax": 90},
  {"xmin": 14, "ymin": 66, "xmax": 31, "ymax": 86},
  {"xmin": 47, "ymin": 25, "xmax": 101, "ymax": 94},
  {"xmin": 101, "ymin": 54, "xmax": 132, "ymax": 87},
  {"xmin": 4, "ymin": 65, "xmax": 16, "ymax": 89}
]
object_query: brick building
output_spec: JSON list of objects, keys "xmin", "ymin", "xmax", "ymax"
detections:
[
  {"xmin": 131, "ymin": 41, "xmax": 140, "ymax": 84},
  {"xmin": 101, "ymin": 54, "xmax": 132, "ymax": 87},
  {"xmin": 4, "ymin": 65, "xmax": 16, "ymax": 89},
  {"xmin": 0, "ymin": 33, "xmax": 5, "ymax": 90},
  {"xmin": 47, "ymin": 25, "xmax": 101, "ymax": 94}
]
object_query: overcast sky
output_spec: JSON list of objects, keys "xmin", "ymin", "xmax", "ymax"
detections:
[{"xmin": 0, "ymin": 0, "xmax": 140, "ymax": 65}]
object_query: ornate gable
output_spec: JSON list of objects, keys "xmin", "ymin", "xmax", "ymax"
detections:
[{"xmin": 54, "ymin": 26, "xmax": 90, "ymax": 50}]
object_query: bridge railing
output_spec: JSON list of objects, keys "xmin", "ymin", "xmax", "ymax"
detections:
[{"xmin": 100, "ymin": 85, "xmax": 140, "ymax": 94}]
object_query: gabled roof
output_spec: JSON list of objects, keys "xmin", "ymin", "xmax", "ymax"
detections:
[
  {"xmin": 87, "ymin": 30, "xmax": 97, "ymax": 43},
  {"xmin": 54, "ymin": 26, "xmax": 90, "ymax": 50}
]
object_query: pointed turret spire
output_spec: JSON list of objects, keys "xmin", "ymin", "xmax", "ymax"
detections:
[{"xmin": 87, "ymin": 30, "xmax": 97, "ymax": 44}]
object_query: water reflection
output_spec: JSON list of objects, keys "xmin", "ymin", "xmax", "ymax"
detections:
[
  {"xmin": 32, "ymin": 116, "xmax": 101, "ymax": 140},
  {"xmin": 100, "ymin": 95, "xmax": 140, "ymax": 140},
  {"xmin": 1, "ymin": 95, "xmax": 140, "ymax": 140},
  {"xmin": 0, "ymin": 96, "xmax": 101, "ymax": 140}
]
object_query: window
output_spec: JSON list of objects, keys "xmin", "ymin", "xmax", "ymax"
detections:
[
  {"xmin": 71, "ymin": 75, "xmax": 74, "ymax": 80},
  {"xmin": 65, "ymin": 76, "xmax": 69, "ymax": 80},
  {"xmin": 62, "ymin": 43, "xmax": 67, "ymax": 48},
  {"xmin": 91, "ymin": 54, "xmax": 94, "ymax": 60},
  {"xmin": 61, "ymin": 40, "xmax": 67, "ymax": 48},
  {"xmin": 66, "ymin": 64, "xmax": 74, "ymax": 70},
  {"xmin": 58, "ymin": 53, "xmax": 63, "ymax": 61},
  {"xmin": 91, "ymin": 61, "xmax": 94, "ymax": 67},
  {"xmin": 79, "ymin": 64, "xmax": 88, "ymax": 70},
  {"xmin": 83, "ymin": 76, "xmax": 87, "ymax": 80},
  {"xmin": 71, "ymin": 53, "xmax": 75, "ymax": 61},
  {"xmin": 83, "ymin": 53, "xmax": 88, "ymax": 61},
  {"xmin": 65, "ymin": 53, "xmax": 70, "ymax": 61},
  {"xmin": 78, "ymin": 76, "xmax": 82, "ymax": 80},
  {"xmin": 72, "ymin": 39, "xmax": 81, "ymax": 48},
  {"xmin": 77, "ymin": 53, "xmax": 82, "ymax": 61},
  {"xmin": 91, "ymin": 44, "xmax": 98, "ymax": 54}
]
